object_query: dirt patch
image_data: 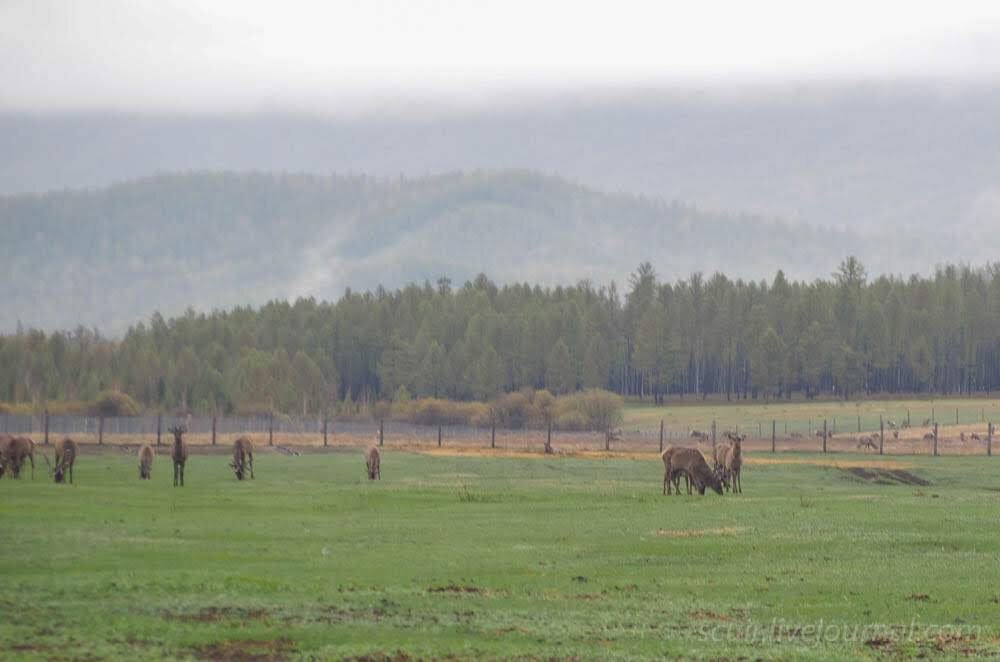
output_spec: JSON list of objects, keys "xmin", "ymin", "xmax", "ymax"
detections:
[
  {"xmin": 687, "ymin": 609, "xmax": 733, "ymax": 622},
  {"xmin": 654, "ymin": 527, "xmax": 744, "ymax": 538},
  {"xmin": 845, "ymin": 468, "xmax": 930, "ymax": 486},
  {"xmin": 164, "ymin": 607, "xmax": 270, "ymax": 622},
  {"xmin": 427, "ymin": 584, "xmax": 482, "ymax": 594},
  {"xmin": 344, "ymin": 652, "xmax": 414, "ymax": 662},
  {"xmin": 865, "ymin": 635, "xmax": 894, "ymax": 651},
  {"xmin": 750, "ymin": 457, "xmax": 914, "ymax": 469},
  {"xmin": 191, "ymin": 637, "xmax": 295, "ymax": 661}
]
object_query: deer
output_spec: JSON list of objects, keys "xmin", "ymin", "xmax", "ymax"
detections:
[
  {"xmin": 0, "ymin": 434, "xmax": 10, "ymax": 478},
  {"xmin": 723, "ymin": 435, "xmax": 744, "ymax": 493},
  {"xmin": 42, "ymin": 437, "xmax": 77, "ymax": 483},
  {"xmin": 231, "ymin": 437, "xmax": 254, "ymax": 480},
  {"xmin": 138, "ymin": 444, "xmax": 155, "ymax": 479},
  {"xmin": 661, "ymin": 446, "xmax": 724, "ymax": 496},
  {"xmin": 856, "ymin": 436, "xmax": 878, "ymax": 453},
  {"xmin": 971, "ymin": 432, "xmax": 982, "ymax": 441},
  {"xmin": 169, "ymin": 426, "xmax": 188, "ymax": 487},
  {"xmin": 365, "ymin": 445, "xmax": 381, "ymax": 480},
  {"xmin": 2, "ymin": 436, "xmax": 35, "ymax": 479}
]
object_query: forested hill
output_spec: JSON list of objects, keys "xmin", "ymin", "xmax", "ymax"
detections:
[{"xmin": 2, "ymin": 170, "xmax": 857, "ymax": 332}]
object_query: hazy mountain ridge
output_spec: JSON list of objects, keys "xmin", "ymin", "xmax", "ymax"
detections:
[{"xmin": 1, "ymin": 170, "xmax": 866, "ymax": 333}]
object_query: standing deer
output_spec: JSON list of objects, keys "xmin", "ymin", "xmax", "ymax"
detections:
[
  {"xmin": 365, "ymin": 446, "xmax": 381, "ymax": 480},
  {"xmin": 138, "ymin": 444, "xmax": 155, "ymax": 479},
  {"xmin": 2, "ymin": 436, "xmax": 35, "ymax": 479},
  {"xmin": 169, "ymin": 426, "xmax": 188, "ymax": 487},
  {"xmin": 231, "ymin": 437, "xmax": 254, "ymax": 480},
  {"xmin": 724, "ymin": 435, "xmax": 744, "ymax": 493}
]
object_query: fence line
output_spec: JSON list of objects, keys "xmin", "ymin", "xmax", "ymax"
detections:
[{"xmin": 2, "ymin": 412, "xmax": 997, "ymax": 456}]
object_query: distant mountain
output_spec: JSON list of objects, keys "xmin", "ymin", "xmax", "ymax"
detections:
[
  {"xmin": 3, "ymin": 83, "xmax": 1000, "ymax": 236},
  {"xmin": 2, "ymin": 170, "xmax": 871, "ymax": 333}
]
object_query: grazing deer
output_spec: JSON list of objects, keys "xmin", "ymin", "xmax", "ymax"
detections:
[
  {"xmin": 231, "ymin": 437, "xmax": 254, "ymax": 480},
  {"xmin": 0, "ymin": 434, "xmax": 10, "ymax": 478},
  {"xmin": 971, "ymin": 432, "xmax": 981, "ymax": 441},
  {"xmin": 169, "ymin": 426, "xmax": 188, "ymax": 487},
  {"xmin": 138, "ymin": 444, "xmax": 155, "ymax": 479},
  {"xmin": 960, "ymin": 432, "xmax": 966, "ymax": 442},
  {"xmin": 2, "ymin": 437, "xmax": 35, "ymax": 479},
  {"xmin": 893, "ymin": 429, "xmax": 899, "ymax": 440},
  {"xmin": 365, "ymin": 446, "xmax": 381, "ymax": 480},
  {"xmin": 857, "ymin": 436, "xmax": 878, "ymax": 453},
  {"xmin": 923, "ymin": 432, "xmax": 935, "ymax": 441},
  {"xmin": 661, "ymin": 446, "xmax": 724, "ymax": 495},
  {"xmin": 49, "ymin": 438, "xmax": 77, "ymax": 483}
]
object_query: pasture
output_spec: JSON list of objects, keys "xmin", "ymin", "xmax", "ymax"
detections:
[
  {"xmin": 2, "ymin": 446, "xmax": 999, "ymax": 659},
  {"xmin": 625, "ymin": 397, "xmax": 1000, "ymax": 439}
]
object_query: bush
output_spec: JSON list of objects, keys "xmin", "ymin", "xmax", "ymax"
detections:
[
  {"xmin": 391, "ymin": 398, "xmax": 489, "ymax": 427},
  {"xmin": 90, "ymin": 390, "xmax": 142, "ymax": 417},
  {"xmin": 553, "ymin": 389, "xmax": 624, "ymax": 431}
]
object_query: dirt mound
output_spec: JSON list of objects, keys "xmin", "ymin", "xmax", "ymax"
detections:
[{"xmin": 845, "ymin": 467, "xmax": 931, "ymax": 486}]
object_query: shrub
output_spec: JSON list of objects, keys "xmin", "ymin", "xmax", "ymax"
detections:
[
  {"xmin": 90, "ymin": 390, "xmax": 142, "ymax": 417},
  {"xmin": 553, "ymin": 389, "xmax": 624, "ymax": 431}
]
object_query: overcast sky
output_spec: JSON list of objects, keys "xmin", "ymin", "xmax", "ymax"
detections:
[{"xmin": 2, "ymin": 0, "xmax": 1000, "ymax": 114}]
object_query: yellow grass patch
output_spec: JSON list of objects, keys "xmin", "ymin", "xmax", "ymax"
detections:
[{"xmin": 654, "ymin": 527, "xmax": 744, "ymax": 538}]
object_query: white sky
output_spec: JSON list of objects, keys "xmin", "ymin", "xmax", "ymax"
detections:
[{"xmin": 2, "ymin": 0, "xmax": 1000, "ymax": 113}]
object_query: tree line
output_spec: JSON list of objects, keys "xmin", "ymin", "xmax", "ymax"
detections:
[{"xmin": 2, "ymin": 258, "xmax": 999, "ymax": 415}]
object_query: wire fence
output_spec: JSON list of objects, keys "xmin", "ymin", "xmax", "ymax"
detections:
[{"xmin": 1, "ymin": 410, "xmax": 997, "ymax": 457}]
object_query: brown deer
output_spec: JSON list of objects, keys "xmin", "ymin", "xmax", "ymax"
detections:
[
  {"xmin": 724, "ymin": 435, "xmax": 744, "ymax": 493},
  {"xmin": 2, "ymin": 436, "xmax": 35, "ymax": 479},
  {"xmin": 138, "ymin": 444, "xmax": 155, "ymax": 479},
  {"xmin": 48, "ymin": 437, "xmax": 77, "ymax": 483},
  {"xmin": 856, "ymin": 436, "xmax": 878, "ymax": 453},
  {"xmin": 661, "ymin": 446, "xmax": 724, "ymax": 495},
  {"xmin": 231, "ymin": 437, "xmax": 254, "ymax": 480},
  {"xmin": 169, "ymin": 426, "xmax": 188, "ymax": 487},
  {"xmin": 0, "ymin": 434, "xmax": 10, "ymax": 478},
  {"xmin": 365, "ymin": 446, "xmax": 381, "ymax": 480}
]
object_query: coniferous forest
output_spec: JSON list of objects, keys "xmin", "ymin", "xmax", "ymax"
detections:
[{"xmin": 3, "ymin": 257, "xmax": 1000, "ymax": 415}]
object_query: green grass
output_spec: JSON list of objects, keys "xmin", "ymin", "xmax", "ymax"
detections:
[
  {"xmin": 2, "ymin": 449, "xmax": 1000, "ymax": 659},
  {"xmin": 624, "ymin": 396, "xmax": 1000, "ymax": 435}
]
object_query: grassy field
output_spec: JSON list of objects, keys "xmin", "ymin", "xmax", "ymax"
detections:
[
  {"xmin": 2, "ymin": 447, "xmax": 999, "ymax": 660},
  {"xmin": 624, "ymin": 397, "xmax": 1000, "ymax": 436}
]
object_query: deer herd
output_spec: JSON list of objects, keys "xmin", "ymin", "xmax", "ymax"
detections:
[
  {"xmin": 661, "ymin": 432, "xmax": 744, "ymax": 496},
  {"xmin": 0, "ymin": 426, "xmax": 387, "ymax": 486}
]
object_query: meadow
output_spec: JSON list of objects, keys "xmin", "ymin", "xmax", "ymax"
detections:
[
  {"xmin": 623, "ymin": 396, "xmax": 1000, "ymax": 437},
  {"xmin": 1, "ymin": 446, "xmax": 999, "ymax": 660}
]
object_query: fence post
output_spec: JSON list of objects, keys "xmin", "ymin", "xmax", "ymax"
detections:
[
  {"xmin": 323, "ymin": 414, "xmax": 328, "ymax": 447},
  {"xmin": 989, "ymin": 422, "xmax": 993, "ymax": 457},
  {"xmin": 379, "ymin": 419, "xmax": 384, "ymax": 447},
  {"xmin": 269, "ymin": 412, "xmax": 274, "ymax": 447},
  {"xmin": 931, "ymin": 407, "xmax": 935, "ymax": 425},
  {"xmin": 44, "ymin": 409, "xmax": 49, "ymax": 445},
  {"xmin": 833, "ymin": 417, "xmax": 836, "ymax": 434},
  {"xmin": 98, "ymin": 415, "xmax": 104, "ymax": 445},
  {"xmin": 956, "ymin": 408, "xmax": 959, "ymax": 425},
  {"xmin": 822, "ymin": 419, "xmax": 827, "ymax": 453},
  {"xmin": 659, "ymin": 419, "xmax": 664, "ymax": 454},
  {"xmin": 548, "ymin": 421, "xmax": 554, "ymax": 451},
  {"xmin": 857, "ymin": 415, "xmax": 860, "ymax": 433},
  {"xmin": 211, "ymin": 415, "xmax": 217, "ymax": 446},
  {"xmin": 439, "ymin": 424, "xmax": 443, "ymax": 448},
  {"xmin": 933, "ymin": 422, "xmax": 938, "ymax": 457},
  {"xmin": 879, "ymin": 414, "xmax": 884, "ymax": 456},
  {"xmin": 156, "ymin": 413, "xmax": 162, "ymax": 446},
  {"xmin": 771, "ymin": 419, "xmax": 775, "ymax": 453},
  {"xmin": 711, "ymin": 420, "xmax": 716, "ymax": 452},
  {"xmin": 491, "ymin": 423, "xmax": 495, "ymax": 449}
]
